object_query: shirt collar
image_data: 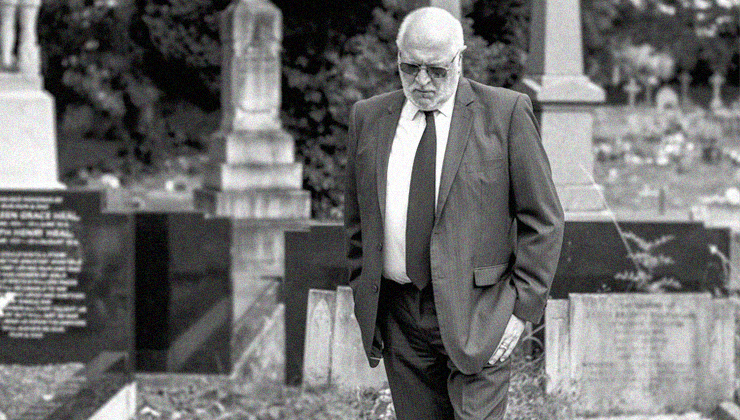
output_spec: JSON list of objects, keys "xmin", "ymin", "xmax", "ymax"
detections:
[{"xmin": 400, "ymin": 86, "xmax": 458, "ymax": 120}]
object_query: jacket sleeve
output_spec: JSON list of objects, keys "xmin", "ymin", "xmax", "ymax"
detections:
[
  {"xmin": 507, "ymin": 94, "xmax": 565, "ymax": 324},
  {"xmin": 344, "ymin": 102, "xmax": 363, "ymax": 284}
]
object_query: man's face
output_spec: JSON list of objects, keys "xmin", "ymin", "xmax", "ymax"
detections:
[{"xmin": 398, "ymin": 43, "xmax": 461, "ymax": 111}]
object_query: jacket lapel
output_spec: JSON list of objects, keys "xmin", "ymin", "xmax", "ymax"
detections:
[
  {"xmin": 375, "ymin": 91, "xmax": 405, "ymax": 221},
  {"xmin": 436, "ymin": 79, "xmax": 475, "ymax": 220}
]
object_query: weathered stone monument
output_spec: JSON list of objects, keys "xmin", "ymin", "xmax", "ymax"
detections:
[
  {"xmin": 0, "ymin": 0, "xmax": 62, "ymax": 189},
  {"xmin": 546, "ymin": 294, "xmax": 735, "ymax": 416},
  {"xmin": 303, "ymin": 287, "xmax": 387, "ymax": 390},
  {"xmin": 193, "ymin": 0, "xmax": 310, "ymax": 380},
  {"xmin": 523, "ymin": 0, "xmax": 607, "ymax": 218}
]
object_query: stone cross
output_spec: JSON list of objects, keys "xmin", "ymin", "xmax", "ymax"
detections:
[
  {"xmin": 710, "ymin": 73, "xmax": 726, "ymax": 111},
  {"xmin": 0, "ymin": 0, "xmax": 41, "ymax": 74},
  {"xmin": 623, "ymin": 77, "xmax": 641, "ymax": 108}
]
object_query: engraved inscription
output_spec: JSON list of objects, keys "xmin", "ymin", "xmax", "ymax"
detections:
[
  {"xmin": 571, "ymin": 294, "xmax": 706, "ymax": 414},
  {"xmin": 0, "ymin": 195, "xmax": 86, "ymax": 339}
]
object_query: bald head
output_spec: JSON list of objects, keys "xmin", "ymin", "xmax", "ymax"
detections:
[{"xmin": 396, "ymin": 7, "xmax": 465, "ymax": 56}]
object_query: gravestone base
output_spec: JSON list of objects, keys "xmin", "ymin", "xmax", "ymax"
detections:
[
  {"xmin": 194, "ymin": 188, "xmax": 310, "ymax": 219},
  {"xmin": 546, "ymin": 294, "xmax": 735, "ymax": 416},
  {"xmin": 0, "ymin": 90, "xmax": 64, "ymax": 189}
]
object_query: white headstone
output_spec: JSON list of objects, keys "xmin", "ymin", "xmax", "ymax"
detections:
[
  {"xmin": 546, "ymin": 294, "xmax": 735, "ymax": 416},
  {"xmin": 655, "ymin": 86, "xmax": 679, "ymax": 113}
]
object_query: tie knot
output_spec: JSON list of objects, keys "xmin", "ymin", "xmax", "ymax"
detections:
[{"xmin": 422, "ymin": 110, "xmax": 435, "ymax": 124}]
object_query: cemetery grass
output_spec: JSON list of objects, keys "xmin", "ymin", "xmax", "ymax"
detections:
[
  {"xmin": 594, "ymin": 157, "xmax": 740, "ymax": 216},
  {"xmin": 135, "ymin": 352, "xmax": 572, "ymax": 420}
]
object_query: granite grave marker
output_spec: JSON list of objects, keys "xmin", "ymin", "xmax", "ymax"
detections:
[{"xmin": 0, "ymin": 190, "xmax": 135, "ymax": 419}]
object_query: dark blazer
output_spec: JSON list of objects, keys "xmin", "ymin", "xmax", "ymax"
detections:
[{"xmin": 344, "ymin": 78, "xmax": 565, "ymax": 375}]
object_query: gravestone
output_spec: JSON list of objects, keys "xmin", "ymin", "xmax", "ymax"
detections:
[
  {"xmin": 193, "ymin": 0, "xmax": 310, "ymax": 380},
  {"xmin": 133, "ymin": 212, "xmax": 284, "ymax": 382},
  {"xmin": 284, "ymin": 223, "xmax": 348, "ymax": 385},
  {"xmin": 303, "ymin": 287, "xmax": 387, "ymax": 390},
  {"xmin": 656, "ymin": 86, "xmax": 679, "ymax": 113},
  {"xmin": 551, "ymin": 221, "xmax": 730, "ymax": 297},
  {"xmin": 0, "ymin": 190, "xmax": 135, "ymax": 419},
  {"xmin": 546, "ymin": 293, "xmax": 734, "ymax": 415},
  {"xmin": 522, "ymin": 0, "xmax": 607, "ymax": 218},
  {"xmin": 624, "ymin": 78, "xmax": 641, "ymax": 108},
  {"xmin": 710, "ymin": 73, "xmax": 726, "ymax": 111},
  {"xmin": 303, "ymin": 289, "xmax": 335, "ymax": 387}
]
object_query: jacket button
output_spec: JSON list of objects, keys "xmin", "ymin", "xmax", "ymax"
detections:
[
  {"xmin": 371, "ymin": 284, "xmax": 379, "ymax": 293},
  {"xmin": 376, "ymin": 243, "xmax": 383, "ymax": 251}
]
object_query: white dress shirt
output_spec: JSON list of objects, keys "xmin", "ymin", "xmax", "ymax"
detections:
[{"xmin": 383, "ymin": 91, "xmax": 457, "ymax": 283}]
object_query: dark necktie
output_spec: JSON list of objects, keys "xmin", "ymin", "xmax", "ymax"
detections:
[{"xmin": 406, "ymin": 110, "xmax": 436, "ymax": 290}]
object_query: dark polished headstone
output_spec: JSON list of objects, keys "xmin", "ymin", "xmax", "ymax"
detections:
[
  {"xmin": 0, "ymin": 189, "xmax": 135, "ymax": 419},
  {"xmin": 551, "ymin": 221, "xmax": 731, "ymax": 298},
  {"xmin": 135, "ymin": 212, "xmax": 233, "ymax": 374}
]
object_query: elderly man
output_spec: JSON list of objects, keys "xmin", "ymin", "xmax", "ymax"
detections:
[{"xmin": 344, "ymin": 6, "xmax": 564, "ymax": 419}]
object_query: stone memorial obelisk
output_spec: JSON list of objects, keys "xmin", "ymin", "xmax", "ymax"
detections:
[
  {"xmin": 522, "ymin": 0, "xmax": 607, "ymax": 219},
  {"xmin": 195, "ymin": 0, "xmax": 310, "ymax": 380},
  {"xmin": 0, "ymin": 0, "xmax": 63, "ymax": 189}
]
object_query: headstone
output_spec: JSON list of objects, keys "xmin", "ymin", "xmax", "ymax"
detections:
[
  {"xmin": 284, "ymin": 223, "xmax": 348, "ymax": 385},
  {"xmin": 302, "ymin": 289, "xmax": 336, "ymax": 387},
  {"xmin": 302, "ymin": 287, "xmax": 387, "ymax": 390},
  {"xmin": 192, "ymin": 0, "xmax": 310, "ymax": 381},
  {"xmin": 710, "ymin": 73, "xmax": 726, "ymax": 111},
  {"xmin": 522, "ymin": 0, "xmax": 607, "ymax": 218},
  {"xmin": 655, "ymin": 86, "xmax": 679, "ymax": 113},
  {"xmin": 330, "ymin": 287, "xmax": 387, "ymax": 389},
  {"xmin": 551, "ymin": 221, "xmax": 730, "ymax": 298},
  {"xmin": 0, "ymin": 190, "xmax": 135, "ymax": 419},
  {"xmin": 624, "ymin": 77, "xmax": 641, "ymax": 108},
  {"xmin": 546, "ymin": 293, "xmax": 734, "ymax": 415}
]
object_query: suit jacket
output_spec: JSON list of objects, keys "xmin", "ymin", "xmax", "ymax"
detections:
[{"xmin": 344, "ymin": 77, "xmax": 565, "ymax": 375}]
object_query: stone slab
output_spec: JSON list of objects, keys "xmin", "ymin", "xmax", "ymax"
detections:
[
  {"xmin": 557, "ymin": 184, "xmax": 607, "ymax": 213},
  {"xmin": 716, "ymin": 401, "xmax": 740, "ymax": 420},
  {"xmin": 134, "ymin": 212, "xmax": 232, "ymax": 374},
  {"xmin": 551, "ymin": 221, "xmax": 730, "ymax": 298},
  {"xmin": 303, "ymin": 289, "xmax": 336, "ymax": 387},
  {"xmin": 547, "ymin": 293, "xmax": 735, "ymax": 416},
  {"xmin": 202, "ymin": 162, "xmax": 303, "ymax": 190},
  {"xmin": 231, "ymin": 303, "xmax": 285, "ymax": 383},
  {"xmin": 540, "ymin": 106, "xmax": 599, "ymax": 186},
  {"xmin": 0, "ymin": 90, "xmax": 64, "ymax": 189},
  {"xmin": 330, "ymin": 286, "xmax": 387, "ymax": 390}
]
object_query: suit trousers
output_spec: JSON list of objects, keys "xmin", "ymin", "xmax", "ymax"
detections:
[{"xmin": 377, "ymin": 277, "xmax": 511, "ymax": 420}]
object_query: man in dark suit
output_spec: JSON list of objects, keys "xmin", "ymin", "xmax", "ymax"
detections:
[{"xmin": 344, "ymin": 6, "xmax": 564, "ymax": 419}]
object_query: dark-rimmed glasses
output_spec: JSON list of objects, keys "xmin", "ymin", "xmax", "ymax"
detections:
[{"xmin": 398, "ymin": 51, "xmax": 460, "ymax": 79}]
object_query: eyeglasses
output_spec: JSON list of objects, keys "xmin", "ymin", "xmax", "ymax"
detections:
[{"xmin": 398, "ymin": 51, "xmax": 460, "ymax": 79}]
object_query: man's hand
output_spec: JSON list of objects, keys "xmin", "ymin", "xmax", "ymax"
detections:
[{"xmin": 488, "ymin": 314, "xmax": 525, "ymax": 365}]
